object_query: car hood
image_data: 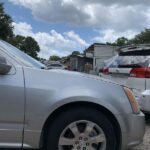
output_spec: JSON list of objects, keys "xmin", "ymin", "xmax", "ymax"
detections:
[{"xmin": 49, "ymin": 69, "xmax": 120, "ymax": 85}]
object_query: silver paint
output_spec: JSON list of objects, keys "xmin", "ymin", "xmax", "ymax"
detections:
[{"xmin": 0, "ymin": 40, "xmax": 145, "ymax": 150}]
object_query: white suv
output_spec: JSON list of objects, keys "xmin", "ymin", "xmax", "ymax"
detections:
[{"xmin": 100, "ymin": 45, "xmax": 150, "ymax": 112}]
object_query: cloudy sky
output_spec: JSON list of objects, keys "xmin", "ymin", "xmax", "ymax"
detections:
[{"xmin": 1, "ymin": 0, "xmax": 150, "ymax": 58}]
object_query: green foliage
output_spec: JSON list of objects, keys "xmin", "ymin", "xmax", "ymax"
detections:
[
  {"xmin": 49, "ymin": 55, "xmax": 61, "ymax": 61},
  {"xmin": 114, "ymin": 37, "xmax": 128, "ymax": 46},
  {"xmin": 114, "ymin": 29, "xmax": 150, "ymax": 46},
  {"xmin": 129, "ymin": 28, "xmax": 150, "ymax": 44},
  {"xmin": 0, "ymin": 3, "xmax": 13, "ymax": 41},
  {"xmin": 0, "ymin": 3, "xmax": 40, "ymax": 59},
  {"xmin": 11, "ymin": 36, "xmax": 40, "ymax": 59},
  {"xmin": 72, "ymin": 51, "xmax": 80, "ymax": 55}
]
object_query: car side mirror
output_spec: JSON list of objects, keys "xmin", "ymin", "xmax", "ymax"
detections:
[{"xmin": 0, "ymin": 56, "xmax": 12, "ymax": 75}]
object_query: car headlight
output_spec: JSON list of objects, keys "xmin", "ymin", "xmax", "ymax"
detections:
[{"xmin": 123, "ymin": 87, "xmax": 140, "ymax": 114}]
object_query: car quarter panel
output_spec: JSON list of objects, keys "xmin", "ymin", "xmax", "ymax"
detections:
[{"xmin": 23, "ymin": 68, "xmax": 133, "ymax": 148}]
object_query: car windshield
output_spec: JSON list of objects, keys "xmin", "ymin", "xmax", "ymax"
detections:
[
  {"xmin": 0, "ymin": 40, "xmax": 45, "ymax": 69},
  {"xmin": 106, "ymin": 55, "xmax": 150, "ymax": 68}
]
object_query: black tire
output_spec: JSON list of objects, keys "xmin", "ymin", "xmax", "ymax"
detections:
[{"xmin": 46, "ymin": 106, "xmax": 117, "ymax": 150}]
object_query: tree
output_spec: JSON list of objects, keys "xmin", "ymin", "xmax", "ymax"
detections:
[
  {"xmin": 0, "ymin": 3, "xmax": 40, "ymax": 59},
  {"xmin": 10, "ymin": 35, "xmax": 26, "ymax": 49},
  {"xmin": 49, "ymin": 55, "xmax": 61, "ymax": 61},
  {"xmin": 114, "ymin": 37, "xmax": 129, "ymax": 46},
  {"xmin": 72, "ymin": 51, "xmax": 80, "ymax": 55},
  {"xmin": 21, "ymin": 36, "xmax": 40, "ymax": 59},
  {"xmin": 0, "ymin": 3, "xmax": 13, "ymax": 41},
  {"xmin": 129, "ymin": 28, "xmax": 150, "ymax": 44},
  {"xmin": 11, "ymin": 36, "xmax": 40, "ymax": 59}
]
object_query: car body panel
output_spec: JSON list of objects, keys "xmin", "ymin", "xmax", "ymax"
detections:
[
  {"xmin": 138, "ymin": 90, "xmax": 150, "ymax": 112},
  {"xmin": 123, "ymin": 112, "xmax": 145, "ymax": 149},
  {"xmin": 0, "ymin": 66, "xmax": 25, "ymax": 148},
  {"xmin": 22, "ymin": 68, "xmax": 141, "ymax": 149}
]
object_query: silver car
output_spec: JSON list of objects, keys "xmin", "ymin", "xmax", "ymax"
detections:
[{"xmin": 0, "ymin": 40, "xmax": 145, "ymax": 150}]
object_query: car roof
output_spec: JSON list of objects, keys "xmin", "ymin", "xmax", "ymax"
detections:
[{"xmin": 119, "ymin": 45, "xmax": 150, "ymax": 56}]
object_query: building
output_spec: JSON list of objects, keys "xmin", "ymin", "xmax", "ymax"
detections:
[
  {"xmin": 85, "ymin": 43, "xmax": 118, "ymax": 74},
  {"xmin": 69, "ymin": 54, "xmax": 93, "ymax": 72}
]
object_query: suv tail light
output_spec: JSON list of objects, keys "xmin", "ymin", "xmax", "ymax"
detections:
[
  {"xmin": 99, "ymin": 68, "xmax": 109, "ymax": 75},
  {"xmin": 130, "ymin": 67, "xmax": 150, "ymax": 78}
]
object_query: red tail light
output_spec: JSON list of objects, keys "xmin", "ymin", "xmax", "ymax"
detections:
[
  {"xmin": 130, "ymin": 67, "xmax": 150, "ymax": 78},
  {"xmin": 100, "ymin": 68, "xmax": 109, "ymax": 75}
]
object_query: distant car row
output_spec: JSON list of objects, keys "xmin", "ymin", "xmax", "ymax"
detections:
[{"xmin": 100, "ymin": 45, "xmax": 150, "ymax": 113}]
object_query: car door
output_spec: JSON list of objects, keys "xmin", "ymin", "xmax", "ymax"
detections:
[{"xmin": 0, "ymin": 51, "xmax": 24, "ymax": 148}]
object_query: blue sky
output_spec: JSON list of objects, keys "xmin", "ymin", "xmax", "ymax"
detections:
[
  {"xmin": 1, "ymin": 0, "xmax": 150, "ymax": 58},
  {"xmin": 2, "ymin": 0, "xmax": 96, "ymax": 41}
]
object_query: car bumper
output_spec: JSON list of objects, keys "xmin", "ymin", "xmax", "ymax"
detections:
[
  {"xmin": 121, "ymin": 112, "xmax": 145, "ymax": 150},
  {"xmin": 137, "ymin": 90, "xmax": 150, "ymax": 112}
]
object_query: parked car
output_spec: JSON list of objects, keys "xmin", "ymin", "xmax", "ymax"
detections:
[
  {"xmin": 0, "ymin": 40, "xmax": 145, "ymax": 150},
  {"xmin": 47, "ymin": 61, "xmax": 65, "ymax": 69},
  {"xmin": 100, "ymin": 45, "xmax": 150, "ymax": 112}
]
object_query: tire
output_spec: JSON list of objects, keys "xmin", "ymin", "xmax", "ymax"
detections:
[{"xmin": 46, "ymin": 106, "xmax": 117, "ymax": 150}]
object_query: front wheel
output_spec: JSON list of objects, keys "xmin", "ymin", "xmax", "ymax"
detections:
[{"xmin": 46, "ymin": 106, "xmax": 117, "ymax": 150}]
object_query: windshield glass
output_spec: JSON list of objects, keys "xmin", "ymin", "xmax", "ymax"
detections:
[
  {"xmin": 106, "ymin": 55, "xmax": 150, "ymax": 68},
  {"xmin": 0, "ymin": 40, "xmax": 45, "ymax": 69}
]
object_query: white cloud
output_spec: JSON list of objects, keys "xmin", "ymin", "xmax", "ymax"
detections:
[
  {"xmin": 12, "ymin": 22, "xmax": 33, "ymax": 36},
  {"xmin": 9, "ymin": 0, "xmax": 150, "ymax": 32},
  {"xmin": 64, "ymin": 31, "xmax": 87, "ymax": 46},
  {"xmin": 92, "ymin": 29, "xmax": 138, "ymax": 43},
  {"xmin": 12, "ymin": 22, "xmax": 88, "ymax": 59}
]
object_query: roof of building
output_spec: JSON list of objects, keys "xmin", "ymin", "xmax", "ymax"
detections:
[{"xmin": 85, "ymin": 43, "xmax": 116, "ymax": 52}]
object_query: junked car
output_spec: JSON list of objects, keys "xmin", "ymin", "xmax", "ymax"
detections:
[
  {"xmin": 100, "ymin": 45, "xmax": 150, "ymax": 113},
  {"xmin": 0, "ymin": 40, "xmax": 145, "ymax": 150}
]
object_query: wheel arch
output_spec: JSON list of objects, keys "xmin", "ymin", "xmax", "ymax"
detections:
[{"xmin": 40, "ymin": 101, "xmax": 122, "ymax": 150}]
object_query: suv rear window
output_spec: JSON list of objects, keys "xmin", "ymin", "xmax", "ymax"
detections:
[{"xmin": 107, "ymin": 56, "xmax": 150, "ymax": 68}]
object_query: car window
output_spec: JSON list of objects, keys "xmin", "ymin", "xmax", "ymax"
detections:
[
  {"xmin": 108, "ymin": 56, "xmax": 150, "ymax": 68},
  {"xmin": 0, "ymin": 40, "xmax": 45, "ymax": 69}
]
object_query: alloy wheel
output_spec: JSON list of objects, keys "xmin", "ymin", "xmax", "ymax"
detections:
[{"xmin": 58, "ymin": 120, "xmax": 106, "ymax": 150}]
